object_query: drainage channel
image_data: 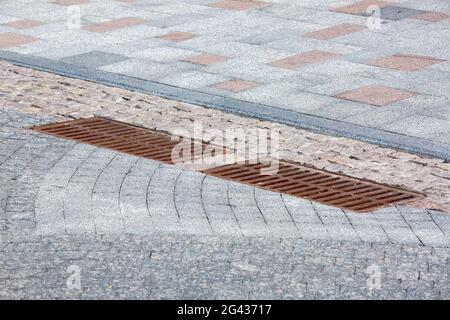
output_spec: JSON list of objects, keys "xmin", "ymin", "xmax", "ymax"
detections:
[{"xmin": 31, "ymin": 117, "xmax": 423, "ymax": 213}]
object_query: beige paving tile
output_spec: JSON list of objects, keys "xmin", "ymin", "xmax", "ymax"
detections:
[
  {"xmin": 0, "ymin": 32, "xmax": 38, "ymax": 49},
  {"xmin": 158, "ymin": 31, "xmax": 197, "ymax": 42},
  {"xmin": 182, "ymin": 53, "xmax": 228, "ymax": 65},
  {"xmin": 50, "ymin": 0, "xmax": 89, "ymax": 5},
  {"xmin": 270, "ymin": 50, "xmax": 339, "ymax": 69},
  {"xmin": 304, "ymin": 23, "xmax": 366, "ymax": 40},
  {"xmin": 83, "ymin": 17, "xmax": 146, "ymax": 33},
  {"xmin": 208, "ymin": 0, "xmax": 269, "ymax": 11},
  {"xmin": 411, "ymin": 11, "xmax": 449, "ymax": 22},
  {"xmin": 211, "ymin": 79, "xmax": 260, "ymax": 92},
  {"xmin": 1, "ymin": 19, "xmax": 45, "ymax": 29},
  {"xmin": 332, "ymin": 0, "xmax": 390, "ymax": 14},
  {"xmin": 335, "ymin": 85, "xmax": 416, "ymax": 106},
  {"xmin": 369, "ymin": 54, "xmax": 446, "ymax": 71}
]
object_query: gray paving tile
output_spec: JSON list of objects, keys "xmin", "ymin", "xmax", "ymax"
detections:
[
  {"xmin": 60, "ymin": 51, "xmax": 129, "ymax": 69},
  {"xmin": 378, "ymin": 6, "xmax": 425, "ymax": 21}
]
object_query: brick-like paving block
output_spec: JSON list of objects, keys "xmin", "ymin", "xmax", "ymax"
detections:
[
  {"xmin": 336, "ymin": 85, "xmax": 416, "ymax": 106},
  {"xmin": 208, "ymin": 0, "xmax": 269, "ymax": 11},
  {"xmin": 2, "ymin": 19, "xmax": 45, "ymax": 29},
  {"xmin": 211, "ymin": 79, "xmax": 260, "ymax": 92},
  {"xmin": 270, "ymin": 50, "xmax": 339, "ymax": 69},
  {"xmin": 50, "ymin": 0, "xmax": 89, "ymax": 5},
  {"xmin": 0, "ymin": 32, "xmax": 38, "ymax": 49},
  {"xmin": 158, "ymin": 31, "xmax": 197, "ymax": 42},
  {"xmin": 369, "ymin": 54, "xmax": 446, "ymax": 71},
  {"xmin": 304, "ymin": 23, "xmax": 365, "ymax": 40},
  {"xmin": 83, "ymin": 17, "xmax": 146, "ymax": 33},
  {"xmin": 332, "ymin": 0, "xmax": 390, "ymax": 15},
  {"xmin": 182, "ymin": 53, "xmax": 228, "ymax": 65},
  {"xmin": 412, "ymin": 11, "xmax": 449, "ymax": 22}
]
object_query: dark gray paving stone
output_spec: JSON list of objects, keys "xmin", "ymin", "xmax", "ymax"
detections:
[
  {"xmin": 378, "ymin": 6, "xmax": 425, "ymax": 21},
  {"xmin": 60, "ymin": 51, "xmax": 129, "ymax": 69}
]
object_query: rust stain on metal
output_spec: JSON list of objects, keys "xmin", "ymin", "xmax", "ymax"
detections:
[{"xmin": 32, "ymin": 117, "xmax": 423, "ymax": 213}]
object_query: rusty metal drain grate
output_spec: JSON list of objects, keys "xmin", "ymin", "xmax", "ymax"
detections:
[
  {"xmin": 32, "ymin": 116, "xmax": 206, "ymax": 164},
  {"xmin": 203, "ymin": 162, "xmax": 422, "ymax": 212},
  {"xmin": 32, "ymin": 117, "xmax": 423, "ymax": 213}
]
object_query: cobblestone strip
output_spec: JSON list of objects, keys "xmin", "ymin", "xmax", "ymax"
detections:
[
  {"xmin": 1, "ymin": 61, "xmax": 449, "ymax": 212},
  {"xmin": 0, "ymin": 234, "xmax": 448, "ymax": 299}
]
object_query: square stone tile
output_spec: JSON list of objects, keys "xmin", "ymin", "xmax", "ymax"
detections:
[
  {"xmin": 211, "ymin": 79, "xmax": 260, "ymax": 92},
  {"xmin": 50, "ymin": 0, "xmax": 89, "ymax": 5},
  {"xmin": 270, "ymin": 50, "xmax": 339, "ymax": 69},
  {"xmin": 411, "ymin": 11, "xmax": 449, "ymax": 22},
  {"xmin": 378, "ymin": 6, "xmax": 425, "ymax": 21},
  {"xmin": 182, "ymin": 53, "xmax": 229, "ymax": 65},
  {"xmin": 304, "ymin": 23, "xmax": 365, "ymax": 40},
  {"xmin": 0, "ymin": 32, "xmax": 38, "ymax": 49},
  {"xmin": 208, "ymin": 0, "xmax": 269, "ymax": 11},
  {"xmin": 60, "ymin": 51, "xmax": 129, "ymax": 68},
  {"xmin": 332, "ymin": 0, "xmax": 391, "ymax": 15},
  {"xmin": 335, "ymin": 85, "xmax": 416, "ymax": 106},
  {"xmin": 158, "ymin": 31, "xmax": 197, "ymax": 42},
  {"xmin": 83, "ymin": 17, "xmax": 146, "ymax": 33},
  {"xmin": 369, "ymin": 54, "xmax": 446, "ymax": 71},
  {"xmin": 2, "ymin": 19, "xmax": 45, "ymax": 29}
]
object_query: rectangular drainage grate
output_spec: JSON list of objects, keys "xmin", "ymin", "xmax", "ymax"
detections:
[
  {"xmin": 203, "ymin": 162, "xmax": 422, "ymax": 212},
  {"xmin": 32, "ymin": 117, "xmax": 423, "ymax": 213}
]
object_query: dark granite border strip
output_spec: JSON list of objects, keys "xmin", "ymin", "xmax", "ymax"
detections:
[{"xmin": 1, "ymin": 50, "xmax": 449, "ymax": 162}]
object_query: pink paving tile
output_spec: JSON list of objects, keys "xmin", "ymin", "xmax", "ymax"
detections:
[
  {"xmin": 332, "ymin": 0, "xmax": 391, "ymax": 14},
  {"xmin": 0, "ymin": 32, "xmax": 38, "ymax": 49},
  {"xmin": 304, "ymin": 23, "xmax": 366, "ymax": 40},
  {"xmin": 158, "ymin": 31, "xmax": 197, "ymax": 42},
  {"xmin": 411, "ymin": 11, "xmax": 449, "ymax": 22},
  {"xmin": 182, "ymin": 53, "xmax": 229, "ymax": 65},
  {"xmin": 82, "ymin": 17, "xmax": 146, "ymax": 33},
  {"xmin": 211, "ymin": 79, "xmax": 260, "ymax": 92},
  {"xmin": 369, "ymin": 54, "xmax": 446, "ymax": 71},
  {"xmin": 270, "ymin": 50, "xmax": 339, "ymax": 69},
  {"xmin": 335, "ymin": 85, "xmax": 416, "ymax": 106},
  {"xmin": 50, "ymin": 0, "xmax": 89, "ymax": 5},
  {"xmin": 2, "ymin": 19, "xmax": 46, "ymax": 29},
  {"xmin": 208, "ymin": 0, "xmax": 269, "ymax": 11}
]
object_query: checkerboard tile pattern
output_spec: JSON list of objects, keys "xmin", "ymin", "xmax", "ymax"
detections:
[{"xmin": 0, "ymin": 0, "xmax": 449, "ymax": 145}]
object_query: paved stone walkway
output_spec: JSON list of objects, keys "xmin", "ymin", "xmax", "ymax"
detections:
[
  {"xmin": 0, "ymin": 0, "xmax": 449, "ymax": 146},
  {"xmin": 1, "ymin": 107, "xmax": 449, "ymax": 299},
  {"xmin": 1, "ymin": 1, "xmax": 450, "ymax": 298}
]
